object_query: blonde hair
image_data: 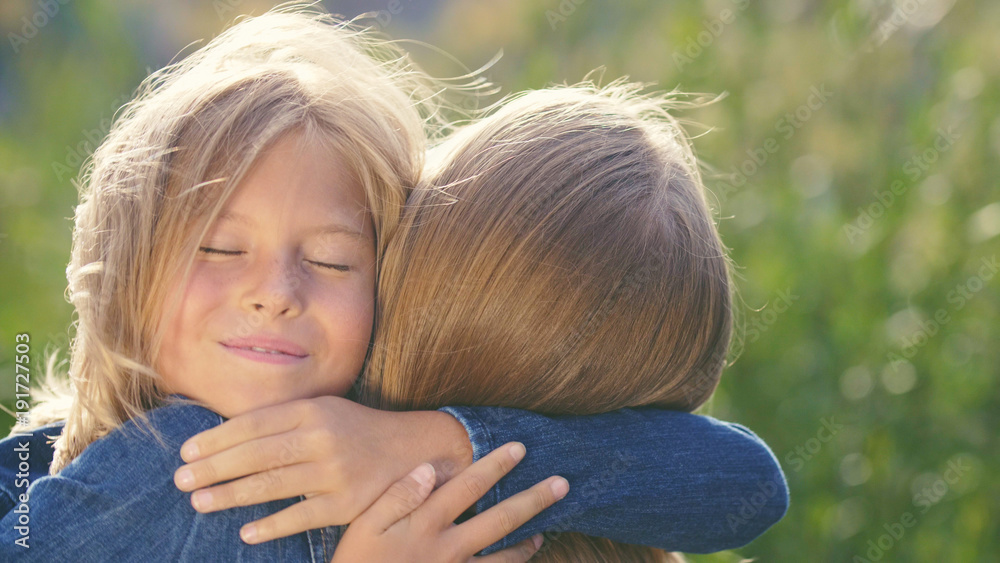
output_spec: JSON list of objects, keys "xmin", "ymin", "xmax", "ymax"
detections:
[
  {"xmin": 360, "ymin": 83, "xmax": 733, "ymax": 562},
  {"xmin": 23, "ymin": 6, "xmax": 440, "ymax": 474}
]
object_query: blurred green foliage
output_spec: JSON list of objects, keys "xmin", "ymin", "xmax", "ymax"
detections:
[{"xmin": 1, "ymin": 0, "xmax": 997, "ymax": 560}]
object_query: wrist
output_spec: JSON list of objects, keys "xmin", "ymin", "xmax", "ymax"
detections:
[{"xmin": 399, "ymin": 410, "xmax": 474, "ymax": 488}]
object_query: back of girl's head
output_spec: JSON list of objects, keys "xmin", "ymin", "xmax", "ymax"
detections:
[
  {"xmin": 39, "ymin": 5, "xmax": 438, "ymax": 472},
  {"xmin": 363, "ymin": 82, "xmax": 732, "ymax": 417}
]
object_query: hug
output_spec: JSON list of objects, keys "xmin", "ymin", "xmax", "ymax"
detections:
[{"xmin": 0, "ymin": 6, "xmax": 787, "ymax": 562}]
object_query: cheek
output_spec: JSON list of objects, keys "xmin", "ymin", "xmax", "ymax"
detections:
[
  {"xmin": 317, "ymin": 281, "xmax": 375, "ymax": 350},
  {"xmin": 345, "ymin": 284, "xmax": 376, "ymax": 341},
  {"xmin": 158, "ymin": 269, "xmax": 228, "ymax": 357}
]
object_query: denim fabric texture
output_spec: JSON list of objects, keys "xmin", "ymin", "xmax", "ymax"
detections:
[
  {"xmin": 442, "ymin": 405, "xmax": 789, "ymax": 555},
  {"xmin": 0, "ymin": 402, "xmax": 787, "ymax": 560},
  {"xmin": 0, "ymin": 402, "xmax": 341, "ymax": 562}
]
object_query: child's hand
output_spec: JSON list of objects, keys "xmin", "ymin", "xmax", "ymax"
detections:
[
  {"xmin": 331, "ymin": 442, "xmax": 567, "ymax": 563},
  {"xmin": 172, "ymin": 396, "xmax": 478, "ymax": 543}
]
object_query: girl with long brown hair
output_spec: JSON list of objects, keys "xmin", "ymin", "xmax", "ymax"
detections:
[{"xmin": 346, "ymin": 82, "xmax": 749, "ymax": 561}]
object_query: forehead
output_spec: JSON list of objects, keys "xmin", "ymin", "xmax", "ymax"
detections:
[{"xmin": 219, "ymin": 132, "xmax": 370, "ymax": 233}]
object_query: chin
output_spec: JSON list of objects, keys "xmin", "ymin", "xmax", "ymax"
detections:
[
  {"xmin": 199, "ymin": 394, "xmax": 275, "ymax": 419},
  {"xmin": 221, "ymin": 390, "xmax": 312, "ymax": 418}
]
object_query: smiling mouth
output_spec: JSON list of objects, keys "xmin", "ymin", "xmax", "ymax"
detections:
[
  {"xmin": 221, "ymin": 343, "xmax": 308, "ymax": 359},
  {"xmin": 242, "ymin": 346, "xmax": 294, "ymax": 355}
]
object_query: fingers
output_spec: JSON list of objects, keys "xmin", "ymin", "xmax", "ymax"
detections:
[
  {"xmin": 353, "ymin": 463, "xmax": 437, "ymax": 535},
  {"xmin": 450, "ymin": 475, "xmax": 567, "ymax": 557},
  {"xmin": 180, "ymin": 400, "xmax": 312, "ymax": 463},
  {"xmin": 471, "ymin": 534, "xmax": 544, "ymax": 562},
  {"xmin": 420, "ymin": 442, "xmax": 526, "ymax": 526},
  {"xmin": 185, "ymin": 462, "xmax": 328, "ymax": 514},
  {"xmin": 174, "ymin": 431, "xmax": 310, "ymax": 493},
  {"xmin": 239, "ymin": 493, "xmax": 345, "ymax": 544}
]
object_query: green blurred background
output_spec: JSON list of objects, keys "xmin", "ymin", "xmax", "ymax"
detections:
[{"xmin": 1, "ymin": 0, "xmax": 996, "ymax": 560}]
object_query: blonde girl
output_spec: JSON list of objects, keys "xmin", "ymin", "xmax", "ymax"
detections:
[{"xmin": 44, "ymin": 8, "xmax": 426, "ymax": 473}]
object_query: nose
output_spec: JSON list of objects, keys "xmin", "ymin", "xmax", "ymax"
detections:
[{"xmin": 241, "ymin": 254, "xmax": 304, "ymax": 319}]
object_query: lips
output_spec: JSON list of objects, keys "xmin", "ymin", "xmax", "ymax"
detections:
[{"xmin": 220, "ymin": 335, "xmax": 309, "ymax": 358}]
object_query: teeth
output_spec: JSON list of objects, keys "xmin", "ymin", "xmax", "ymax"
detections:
[{"xmin": 248, "ymin": 346, "xmax": 282, "ymax": 354}]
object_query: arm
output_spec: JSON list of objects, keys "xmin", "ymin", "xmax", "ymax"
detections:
[
  {"xmin": 0, "ymin": 404, "xmax": 321, "ymax": 561},
  {"xmin": 440, "ymin": 405, "xmax": 788, "ymax": 555},
  {"xmin": 175, "ymin": 398, "xmax": 787, "ymax": 553}
]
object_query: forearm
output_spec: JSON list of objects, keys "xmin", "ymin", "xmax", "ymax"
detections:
[{"xmin": 436, "ymin": 405, "xmax": 789, "ymax": 554}]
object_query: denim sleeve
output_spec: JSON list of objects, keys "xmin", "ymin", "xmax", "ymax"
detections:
[
  {"xmin": 438, "ymin": 405, "xmax": 788, "ymax": 555},
  {"xmin": 0, "ymin": 404, "xmax": 317, "ymax": 561}
]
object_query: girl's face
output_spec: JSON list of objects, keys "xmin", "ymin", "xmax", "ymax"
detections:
[{"xmin": 156, "ymin": 132, "xmax": 376, "ymax": 418}]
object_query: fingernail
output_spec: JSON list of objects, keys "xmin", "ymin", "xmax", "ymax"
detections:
[
  {"xmin": 191, "ymin": 490, "xmax": 213, "ymax": 511},
  {"xmin": 175, "ymin": 468, "xmax": 194, "ymax": 489},
  {"xmin": 550, "ymin": 477, "xmax": 569, "ymax": 499},
  {"xmin": 181, "ymin": 442, "xmax": 200, "ymax": 461},
  {"xmin": 411, "ymin": 463, "xmax": 435, "ymax": 489},
  {"xmin": 509, "ymin": 442, "xmax": 526, "ymax": 462},
  {"xmin": 532, "ymin": 534, "xmax": 544, "ymax": 550},
  {"xmin": 241, "ymin": 524, "xmax": 258, "ymax": 544}
]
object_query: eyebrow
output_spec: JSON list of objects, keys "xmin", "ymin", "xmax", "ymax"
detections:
[{"xmin": 217, "ymin": 211, "xmax": 370, "ymax": 240}]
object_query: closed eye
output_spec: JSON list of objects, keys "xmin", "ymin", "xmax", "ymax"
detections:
[
  {"xmin": 307, "ymin": 260, "xmax": 351, "ymax": 272},
  {"xmin": 199, "ymin": 247, "xmax": 243, "ymax": 256},
  {"xmin": 199, "ymin": 248, "xmax": 350, "ymax": 272}
]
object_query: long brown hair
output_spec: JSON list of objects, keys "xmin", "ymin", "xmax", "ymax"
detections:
[{"xmin": 360, "ymin": 83, "xmax": 733, "ymax": 561}]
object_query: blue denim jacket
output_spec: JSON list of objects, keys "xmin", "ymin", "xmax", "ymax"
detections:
[{"xmin": 0, "ymin": 402, "xmax": 787, "ymax": 560}]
